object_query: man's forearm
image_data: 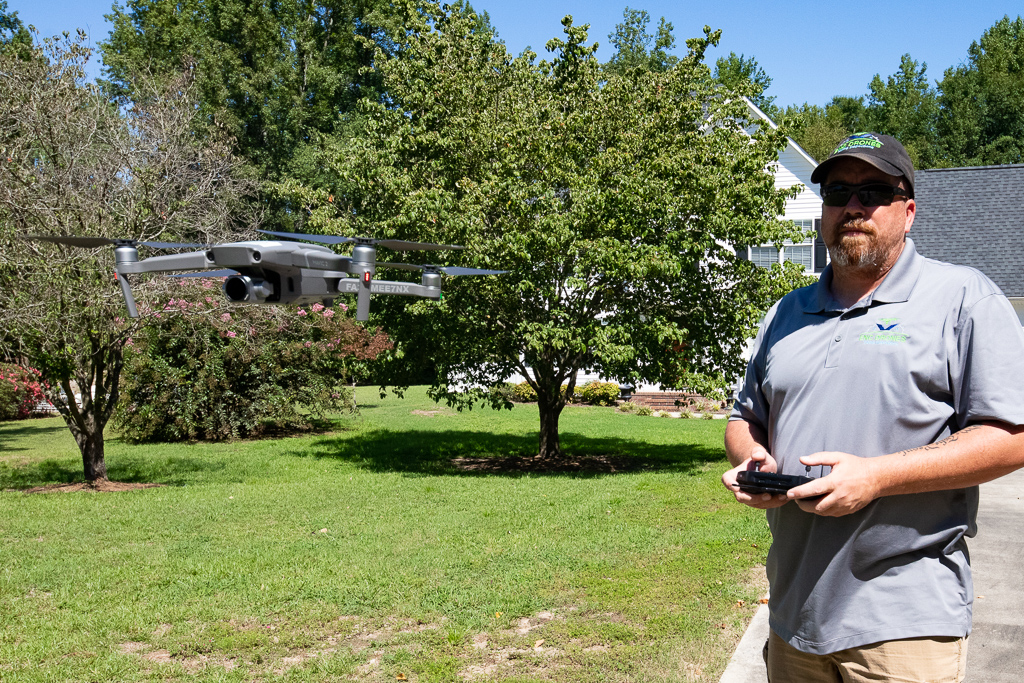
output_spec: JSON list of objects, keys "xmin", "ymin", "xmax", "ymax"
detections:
[
  {"xmin": 725, "ymin": 419, "xmax": 770, "ymax": 467},
  {"xmin": 871, "ymin": 421, "xmax": 1024, "ymax": 496}
]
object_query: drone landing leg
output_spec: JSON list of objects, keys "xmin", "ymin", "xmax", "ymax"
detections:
[
  {"xmin": 356, "ymin": 280, "xmax": 371, "ymax": 321},
  {"xmin": 116, "ymin": 272, "xmax": 139, "ymax": 318}
]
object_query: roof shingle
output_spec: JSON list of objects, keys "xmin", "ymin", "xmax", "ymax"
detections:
[{"xmin": 912, "ymin": 164, "xmax": 1024, "ymax": 297}]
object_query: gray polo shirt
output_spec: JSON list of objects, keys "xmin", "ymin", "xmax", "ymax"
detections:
[{"xmin": 732, "ymin": 238, "xmax": 1024, "ymax": 654}]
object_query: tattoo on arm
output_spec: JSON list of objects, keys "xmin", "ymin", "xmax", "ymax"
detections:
[{"xmin": 897, "ymin": 424, "xmax": 983, "ymax": 457}]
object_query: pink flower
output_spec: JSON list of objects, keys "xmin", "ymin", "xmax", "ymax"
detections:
[
  {"xmin": 339, "ymin": 303, "xmax": 349, "ymax": 312},
  {"xmin": 311, "ymin": 303, "xmax": 324, "ymax": 313},
  {"xmin": 202, "ymin": 280, "xmax": 214, "ymax": 290},
  {"xmin": 226, "ymin": 331, "xmax": 237, "ymax": 338},
  {"xmin": 297, "ymin": 309, "xmax": 307, "ymax": 316},
  {"xmin": 220, "ymin": 313, "xmax": 231, "ymax": 322},
  {"xmin": 323, "ymin": 309, "xmax": 334, "ymax": 318}
]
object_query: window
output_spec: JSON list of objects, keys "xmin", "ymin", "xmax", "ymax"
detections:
[
  {"xmin": 749, "ymin": 246, "xmax": 779, "ymax": 268},
  {"xmin": 745, "ymin": 218, "xmax": 821, "ymax": 273}
]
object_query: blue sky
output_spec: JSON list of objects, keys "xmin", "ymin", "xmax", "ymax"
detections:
[{"xmin": 8, "ymin": 0, "xmax": 1022, "ymax": 107}]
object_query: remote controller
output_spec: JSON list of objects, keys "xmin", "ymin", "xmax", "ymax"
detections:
[{"xmin": 736, "ymin": 469, "xmax": 815, "ymax": 496}]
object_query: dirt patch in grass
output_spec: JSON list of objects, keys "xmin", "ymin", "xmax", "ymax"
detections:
[
  {"xmin": 452, "ymin": 454, "xmax": 655, "ymax": 474},
  {"xmin": 410, "ymin": 409, "xmax": 453, "ymax": 417},
  {"xmin": 18, "ymin": 480, "xmax": 164, "ymax": 494}
]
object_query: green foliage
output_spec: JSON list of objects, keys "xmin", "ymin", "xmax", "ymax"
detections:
[
  {"xmin": 635, "ymin": 404, "xmax": 653, "ymax": 417},
  {"xmin": 602, "ymin": 7, "xmax": 678, "ymax": 77},
  {"xmin": 617, "ymin": 400, "xmax": 639, "ymax": 413},
  {"xmin": 714, "ymin": 51, "xmax": 777, "ymax": 118},
  {"xmin": 865, "ymin": 54, "xmax": 939, "ymax": 168},
  {"xmin": 114, "ymin": 281, "xmax": 390, "ymax": 442},
  {"xmin": 579, "ymin": 381, "xmax": 620, "ymax": 406},
  {"xmin": 0, "ymin": 0, "xmax": 30, "ymax": 58},
  {"xmin": 101, "ymin": 0, "xmax": 409, "ymax": 221},
  {"xmin": 292, "ymin": 5, "xmax": 797, "ymax": 457},
  {"xmin": 510, "ymin": 381, "xmax": 537, "ymax": 403},
  {"xmin": 937, "ymin": 15, "xmax": 1024, "ymax": 166}
]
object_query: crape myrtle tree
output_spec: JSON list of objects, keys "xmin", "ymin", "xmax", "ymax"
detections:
[
  {"xmin": 0, "ymin": 33, "xmax": 253, "ymax": 481},
  {"xmin": 285, "ymin": 5, "xmax": 804, "ymax": 459}
]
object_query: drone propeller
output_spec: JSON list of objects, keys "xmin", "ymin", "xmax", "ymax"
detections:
[
  {"xmin": 378, "ymin": 262, "xmax": 508, "ymax": 276},
  {"xmin": 257, "ymin": 229, "xmax": 465, "ymax": 252},
  {"xmin": 24, "ymin": 235, "xmax": 208, "ymax": 249}
]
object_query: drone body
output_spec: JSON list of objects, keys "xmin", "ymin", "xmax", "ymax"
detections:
[{"xmin": 29, "ymin": 231, "xmax": 505, "ymax": 321}]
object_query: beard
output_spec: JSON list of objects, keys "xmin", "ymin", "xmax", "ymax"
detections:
[{"xmin": 827, "ymin": 217, "xmax": 904, "ymax": 269}]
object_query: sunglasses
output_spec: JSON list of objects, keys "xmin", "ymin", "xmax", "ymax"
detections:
[{"xmin": 821, "ymin": 183, "xmax": 909, "ymax": 207}]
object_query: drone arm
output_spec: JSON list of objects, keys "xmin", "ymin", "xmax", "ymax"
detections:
[
  {"xmin": 116, "ymin": 272, "xmax": 139, "ymax": 318},
  {"xmin": 118, "ymin": 251, "xmax": 212, "ymax": 274}
]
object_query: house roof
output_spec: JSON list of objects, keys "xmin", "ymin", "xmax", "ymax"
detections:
[{"xmin": 911, "ymin": 164, "xmax": 1024, "ymax": 297}]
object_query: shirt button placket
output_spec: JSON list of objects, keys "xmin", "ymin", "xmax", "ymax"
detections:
[{"xmin": 825, "ymin": 317, "xmax": 848, "ymax": 368}]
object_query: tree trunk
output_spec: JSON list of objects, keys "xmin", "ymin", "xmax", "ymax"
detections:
[
  {"xmin": 77, "ymin": 428, "xmax": 107, "ymax": 482},
  {"xmin": 537, "ymin": 394, "xmax": 564, "ymax": 459}
]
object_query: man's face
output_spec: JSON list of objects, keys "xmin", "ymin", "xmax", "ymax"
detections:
[{"xmin": 821, "ymin": 158, "xmax": 916, "ymax": 272}]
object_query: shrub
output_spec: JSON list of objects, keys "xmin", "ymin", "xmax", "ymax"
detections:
[
  {"xmin": 114, "ymin": 280, "xmax": 392, "ymax": 442},
  {"xmin": 635, "ymin": 405, "xmax": 653, "ymax": 417},
  {"xmin": 0, "ymin": 364, "xmax": 47, "ymax": 420},
  {"xmin": 511, "ymin": 381, "xmax": 537, "ymax": 402},
  {"xmin": 579, "ymin": 381, "xmax": 620, "ymax": 406},
  {"xmin": 617, "ymin": 401, "xmax": 639, "ymax": 414}
]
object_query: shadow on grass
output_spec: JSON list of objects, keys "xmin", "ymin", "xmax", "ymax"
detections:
[
  {"xmin": 0, "ymin": 420, "xmax": 69, "ymax": 452},
  {"xmin": 0, "ymin": 450, "xmax": 229, "ymax": 491},
  {"xmin": 289, "ymin": 428, "xmax": 725, "ymax": 478}
]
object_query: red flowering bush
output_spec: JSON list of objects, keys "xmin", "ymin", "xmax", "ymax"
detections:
[
  {"xmin": 113, "ymin": 278, "xmax": 391, "ymax": 442},
  {"xmin": 0, "ymin": 364, "xmax": 47, "ymax": 421}
]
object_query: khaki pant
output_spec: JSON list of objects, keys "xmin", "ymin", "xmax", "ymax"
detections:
[{"xmin": 764, "ymin": 629, "xmax": 968, "ymax": 683}]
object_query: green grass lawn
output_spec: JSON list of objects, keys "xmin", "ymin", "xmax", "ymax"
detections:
[{"xmin": 0, "ymin": 388, "xmax": 770, "ymax": 682}]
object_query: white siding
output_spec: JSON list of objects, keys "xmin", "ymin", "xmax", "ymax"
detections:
[{"xmin": 774, "ymin": 144, "xmax": 821, "ymax": 220}]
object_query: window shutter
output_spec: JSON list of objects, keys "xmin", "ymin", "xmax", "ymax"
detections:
[{"xmin": 813, "ymin": 219, "xmax": 827, "ymax": 273}]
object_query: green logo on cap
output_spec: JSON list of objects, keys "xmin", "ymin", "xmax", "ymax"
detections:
[{"xmin": 833, "ymin": 133, "xmax": 883, "ymax": 155}]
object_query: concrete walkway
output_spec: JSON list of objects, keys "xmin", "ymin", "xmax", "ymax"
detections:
[{"xmin": 719, "ymin": 468, "xmax": 1024, "ymax": 682}]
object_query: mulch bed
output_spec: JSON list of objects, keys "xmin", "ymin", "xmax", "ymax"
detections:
[{"xmin": 16, "ymin": 480, "xmax": 164, "ymax": 494}]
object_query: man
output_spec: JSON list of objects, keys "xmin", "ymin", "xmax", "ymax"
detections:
[{"xmin": 723, "ymin": 132, "xmax": 1024, "ymax": 682}]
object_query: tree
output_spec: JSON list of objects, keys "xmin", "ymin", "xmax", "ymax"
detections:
[
  {"xmin": 101, "ymin": 0, "xmax": 403, "ymax": 217},
  {"xmin": 784, "ymin": 96, "xmax": 867, "ymax": 163},
  {"xmin": 603, "ymin": 7, "xmax": 678, "ymax": 77},
  {"xmin": 714, "ymin": 52, "xmax": 777, "ymax": 118},
  {"xmin": 0, "ymin": 0, "xmax": 30, "ymax": 57},
  {"xmin": 286, "ymin": 6, "xmax": 803, "ymax": 459},
  {"xmin": 864, "ymin": 54, "xmax": 939, "ymax": 168},
  {"xmin": 0, "ymin": 33, "xmax": 253, "ymax": 481},
  {"xmin": 937, "ymin": 15, "xmax": 1024, "ymax": 166}
]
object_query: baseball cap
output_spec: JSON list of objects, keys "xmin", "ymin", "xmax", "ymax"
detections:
[{"xmin": 810, "ymin": 133, "xmax": 915, "ymax": 198}]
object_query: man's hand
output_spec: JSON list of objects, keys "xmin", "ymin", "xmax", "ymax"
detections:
[
  {"xmin": 722, "ymin": 445, "xmax": 789, "ymax": 509},
  {"xmin": 788, "ymin": 451, "xmax": 882, "ymax": 516}
]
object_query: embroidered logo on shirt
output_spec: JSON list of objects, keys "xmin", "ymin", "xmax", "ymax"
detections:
[{"xmin": 859, "ymin": 317, "xmax": 908, "ymax": 344}]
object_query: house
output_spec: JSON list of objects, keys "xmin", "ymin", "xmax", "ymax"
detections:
[
  {"xmin": 738, "ymin": 98, "xmax": 827, "ymax": 276},
  {"xmin": 910, "ymin": 164, "xmax": 1024, "ymax": 324}
]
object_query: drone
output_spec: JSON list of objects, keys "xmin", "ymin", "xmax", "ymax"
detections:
[{"xmin": 25, "ymin": 230, "xmax": 507, "ymax": 321}]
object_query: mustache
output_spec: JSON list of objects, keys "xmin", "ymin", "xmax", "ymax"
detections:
[{"xmin": 838, "ymin": 217, "xmax": 873, "ymax": 235}]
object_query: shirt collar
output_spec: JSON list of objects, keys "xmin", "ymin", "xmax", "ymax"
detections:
[{"xmin": 803, "ymin": 237, "xmax": 922, "ymax": 314}]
